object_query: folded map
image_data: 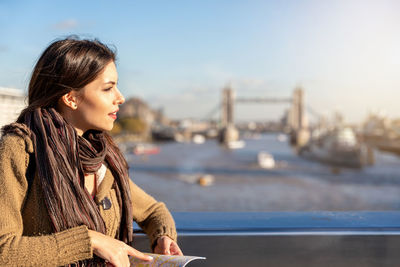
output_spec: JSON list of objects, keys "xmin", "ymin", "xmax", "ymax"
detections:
[{"xmin": 129, "ymin": 253, "xmax": 206, "ymax": 267}]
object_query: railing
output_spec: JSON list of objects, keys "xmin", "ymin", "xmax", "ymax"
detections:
[{"xmin": 132, "ymin": 211, "xmax": 400, "ymax": 267}]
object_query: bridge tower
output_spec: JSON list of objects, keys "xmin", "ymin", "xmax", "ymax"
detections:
[
  {"xmin": 219, "ymin": 86, "xmax": 239, "ymax": 144},
  {"xmin": 288, "ymin": 87, "xmax": 310, "ymax": 147}
]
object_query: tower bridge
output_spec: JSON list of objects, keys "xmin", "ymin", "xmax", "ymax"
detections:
[{"xmin": 219, "ymin": 85, "xmax": 310, "ymax": 147}]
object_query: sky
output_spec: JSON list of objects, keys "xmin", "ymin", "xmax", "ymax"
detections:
[{"xmin": 0, "ymin": 0, "xmax": 399, "ymax": 123}]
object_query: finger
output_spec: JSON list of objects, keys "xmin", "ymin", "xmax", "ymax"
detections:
[
  {"xmin": 161, "ymin": 238, "xmax": 171, "ymax": 255},
  {"xmin": 122, "ymin": 251, "xmax": 131, "ymax": 267},
  {"xmin": 154, "ymin": 238, "xmax": 169, "ymax": 255},
  {"xmin": 125, "ymin": 245, "xmax": 153, "ymax": 261}
]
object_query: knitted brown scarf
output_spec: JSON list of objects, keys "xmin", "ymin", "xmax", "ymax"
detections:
[{"xmin": 2, "ymin": 108, "xmax": 133, "ymax": 266}]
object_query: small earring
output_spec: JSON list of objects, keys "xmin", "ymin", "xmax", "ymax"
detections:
[{"xmin": 72, "ymin": 104, "xmax": 77, "ymax": 109}]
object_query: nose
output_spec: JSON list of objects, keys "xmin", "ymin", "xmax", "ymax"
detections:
[{"xmin": 115, "ymin": 87, "xmax": 125, "ymax": 105}]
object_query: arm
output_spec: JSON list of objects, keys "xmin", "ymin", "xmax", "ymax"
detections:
[
  {"xmin": 129, "ymin": 180, "xmax": 178, "ymax": 248},
  {"xmin": 0, "ymin": 135, "xmax": 92, "ymax": 266}
]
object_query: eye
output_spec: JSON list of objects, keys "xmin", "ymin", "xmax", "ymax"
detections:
[{"xmin": 103, "ymin": 87, "xmax": 113, "ymax": 92}]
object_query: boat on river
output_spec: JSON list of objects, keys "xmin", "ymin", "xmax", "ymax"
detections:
[
  {"xmin": 132, "ymin": 143, "xmax": 160, "ymax": 155},
  {"xmin": 192, "ymin": 134, "xmax": 206, "ymax": 144},
  {"xmin": 299, "ymin": 127, "xmax": 363, "ymax": 168},
  {"xmin": 151, "ymin": 124, "xmax": 177, "ymax": 141},
  {"xmin": 226, "ymin": 140, "xmax": 245, "ymax": 149},
  {"xmin": 257, "ymin": 151, "xmax": 275, "ymax": 169}
]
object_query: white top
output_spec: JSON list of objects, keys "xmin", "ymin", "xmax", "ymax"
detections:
[{"xmin": 96, "ymin": 163, "xmax": 107, "ymax": 188}]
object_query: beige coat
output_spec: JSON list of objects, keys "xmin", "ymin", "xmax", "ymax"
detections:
[{"xmin": 0, "ymin": 133, "xmax": 177, "ymax": 266}]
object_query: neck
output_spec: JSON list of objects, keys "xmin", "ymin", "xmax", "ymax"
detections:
[{"xmin": 56, "ymin": 106, "xmax": 85, "ymax": 136}]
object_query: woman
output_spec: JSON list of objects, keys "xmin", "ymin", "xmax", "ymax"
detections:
[{"xmin": 0, "ymin": 37, "xmax": 182, "ymax": 266}]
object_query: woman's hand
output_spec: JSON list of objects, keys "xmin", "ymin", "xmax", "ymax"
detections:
[
  {"xmin": 153, "ymin": 236, "xmax": 183, "ymax": 256},
  {"xmin": 88, "ymin": 230, "xmax": 153, "ymax": 267}
]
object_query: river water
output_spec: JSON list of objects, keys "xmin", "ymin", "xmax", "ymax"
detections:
[{"xmin": 126, "ymin": 133, "xmax": 400, "ymax": 212}]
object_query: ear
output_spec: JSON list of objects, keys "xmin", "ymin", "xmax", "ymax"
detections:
[{"xmin": 60, "ymin": 91, "xmax": 79, "ymax": 110}]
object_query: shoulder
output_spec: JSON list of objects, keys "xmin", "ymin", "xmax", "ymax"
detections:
[
  {"xmin": 0, "ymin": 123, "xmax": 34, "ymax": 154},
  {"xmin": 0, "ymin": 124, "xmax": 33, "ymax": 186}
]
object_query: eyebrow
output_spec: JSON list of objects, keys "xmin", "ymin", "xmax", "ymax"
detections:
[{"xmin": 104, "ymin": 81, "xmax": 117, "ymax": 85}]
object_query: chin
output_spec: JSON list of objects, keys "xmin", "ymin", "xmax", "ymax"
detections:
[{"xmin": 103, "ymin": 124, "xmax": 114, "ymax": 132}]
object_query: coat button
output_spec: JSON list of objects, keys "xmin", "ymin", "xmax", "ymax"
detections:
[{"xmin": 100, "ymin": 197, "xmax": 112, "ymax": 210}]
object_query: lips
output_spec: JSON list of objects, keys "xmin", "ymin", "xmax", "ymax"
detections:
[{"xmin": 109, "ymin": 109, "xmax": 119, "ymax": 120}]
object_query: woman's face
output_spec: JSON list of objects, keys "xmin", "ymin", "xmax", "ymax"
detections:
[{"xmin": 71, "ymin": 61, "xmax": 125, "ymax": 135}]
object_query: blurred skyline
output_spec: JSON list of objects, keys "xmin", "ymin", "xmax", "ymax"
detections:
[{"xmin": 1, "ymin": 0, "xmax": 399, "ymax": 123}]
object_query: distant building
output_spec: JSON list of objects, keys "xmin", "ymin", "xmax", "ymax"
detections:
[
  {"xmin": 119, "ymin": 97, "xmax": 155, "ymax": 124},
  {"xmin": 0, "ymin": 87, "xmax": 26, "ymax": 129}
]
